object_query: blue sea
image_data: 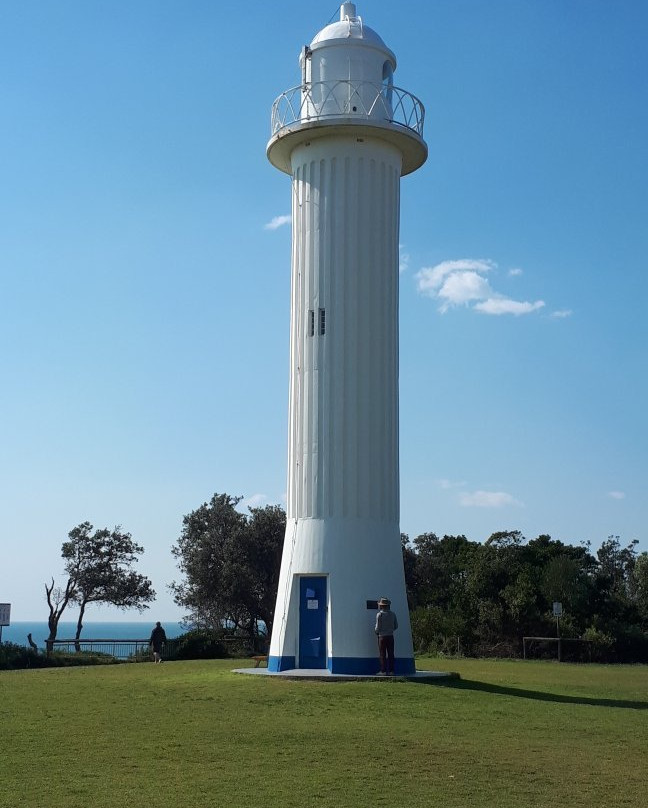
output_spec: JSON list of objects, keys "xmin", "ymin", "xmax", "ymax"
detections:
[{"xmin": 1, "ymin": 621, "xmax": 187, "ymax": 650}]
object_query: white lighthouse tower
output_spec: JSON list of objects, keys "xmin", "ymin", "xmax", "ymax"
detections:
[{"xmin": 267, "ymin": 3, "xmax": 427, "ymax": 675}]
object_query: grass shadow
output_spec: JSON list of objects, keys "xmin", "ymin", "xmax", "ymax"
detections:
[{"xmin": 417, "ymin": 677, "xmax": 648, "ymax": 710}]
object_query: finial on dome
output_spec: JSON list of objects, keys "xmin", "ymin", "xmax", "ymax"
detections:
[{"xmin": 340, "ymin": 3, "xmax": 357, "ymax": 21}]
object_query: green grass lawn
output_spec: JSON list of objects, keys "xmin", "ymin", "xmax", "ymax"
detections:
[{"xmin": 1, "ymin": 657, "xmax": 646, "ymax": 808}]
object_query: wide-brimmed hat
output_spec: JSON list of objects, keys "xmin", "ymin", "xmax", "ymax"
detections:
[{"xmin": 378, "ymin": 597, "xmax": 391, "ymax": 607}]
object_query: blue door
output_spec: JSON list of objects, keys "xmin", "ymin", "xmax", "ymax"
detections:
[{"xmin": 299, "ymin": 576, "xmax": 327, "ymax": 669}]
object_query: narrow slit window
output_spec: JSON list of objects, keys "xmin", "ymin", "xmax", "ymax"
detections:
[
  {"xmin": 382, "ymin": 60, "xmax": 394, "ymax": 107},
  {"xmin": 308, "ymin": 309, "xmax": 315, "ymax": 337},
  {"xmin": 319, "ymin": 308, "xmax": 326, "ymax": 335}
]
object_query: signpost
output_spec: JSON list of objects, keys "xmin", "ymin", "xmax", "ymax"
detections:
[
  {"xmin": 0, "ymin": 603, "xmax": 10, "ymax": 644},
  {"xmin": 553, "ymin": 601, "xmax": 562, "ymax": 661}
]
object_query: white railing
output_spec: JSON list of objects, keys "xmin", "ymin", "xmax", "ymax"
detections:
[{"xmin": 271, "ymin": 81, "xmax": 425, "ymax": 138}]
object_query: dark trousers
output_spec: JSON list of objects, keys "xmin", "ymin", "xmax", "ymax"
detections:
[{"xmin": 378, "ymin": 634, "xmax": 395, "ymax": 673}]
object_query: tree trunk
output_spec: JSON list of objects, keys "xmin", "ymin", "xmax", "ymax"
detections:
[
  {"xmin": 74, "ymin": 600, "xmax": 88, "ymax": 652},
  {"xmin": 46, "ymin": 612, "xmax": 59, "ymax": 656},
  {"xmin": 45, "ymin": 577, "xmax": 76, "ymax": 655},
  {"xmin": 47, "ymin": 614, "xmax": 58, "ymax": 642}
]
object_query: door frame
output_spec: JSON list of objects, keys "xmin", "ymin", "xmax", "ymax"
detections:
[{"xmin": 297, "ymin": 574, "xmax": 328, "ymax": 669}]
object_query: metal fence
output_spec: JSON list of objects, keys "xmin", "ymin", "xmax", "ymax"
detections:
[
  {"xmin": 271, "ymin": 81, "xmax": 425, "ymax": 137},
  {"xmin": 522, "ymin": 636, "xmax": 593, "ymax": 663},
  {"xmin": 46, "ymin": 638, "xmax": 154, "ymax": 660},
  {"xmin": 45, "ymin": 635, "xmax": 264, "ymax": 661}
]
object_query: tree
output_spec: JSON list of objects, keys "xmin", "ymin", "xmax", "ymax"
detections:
[
  {"xmin": 242, "ymin": 504, "xmax": 286, "ymax": 636},
  {"xmin": 485, "ymin": 530, "xmax": 524, "ymax": 549},
  {"xmin": 171, "ymin": 493, "xmax": 247, "ymax": 630},
  {"xmin": 590, "ymin": 536, "xmax": 646, "ymax": 660},
  {"xmin": 541, "ymin": 555, "xmax": 589, "ymax": 612},
  {"xmin": 401, "ymin": 534, "xmax": 417, "ymax": 608},
  {"xmin": 396, "ymin": 526, "xmax": 646, "ymax": 661},
  {"xmin": 632, "ymin": 553, "xmax": 648, "ymax": 626},
  {"xmin": 62, "ymin": 522, "xmax": 155, "ymax": 646},
  {"xmin": 407, "ymin": 533, "xmax": 481, "ymax": 651},
  {"xmin": 45, "ymin": 522, "xmax": 155, "ymax": 648},
  {"xmin": 596, "ymin": 535, "xmax": 638, "ymax": 597},
  {"xmin": 45, "ymin": 576, "xmax": 77, "ymax": 648},
  {"xmin": 171, "ymin": 493, "xmax": 285, "ymax": 639}
]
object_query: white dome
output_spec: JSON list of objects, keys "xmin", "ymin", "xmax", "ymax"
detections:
[
  {"xmin": 310, "ymin": 8, "xmax": 396, "ymax": 67},
  {"xmin": 311, "ymin": 20, "xmax": 386, "ymax": 49}
]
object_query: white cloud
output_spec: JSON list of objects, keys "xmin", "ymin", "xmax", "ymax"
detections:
[
  {"xmin": 416, "ymin": 257, "xmax": 548, "ymax": 317},
  {"xmin": 264, "ymin": 214, "xmax": 291, "ymax": 231},
  {"xmin": 239, "ymin": 493, "xmax": 269, "ymax": 511},
  {"xmin": 551, "ymin": 309, "xmax": 573, "ymax": 318},
  {"xmin": 608, "ymin": 491, "xmax": 626, "ymax": 500},
  {"xmin": 474, "ymin": 298, "xmax": 545, "ymax": 316},
  {"xmin": 459, "ymin": 490, "xmax": 523, "ymax": 508},
  {"xmin": 416, "ymin": 259, "xmax": 495, "ymax": 295},
  {"xmin": 438, "ymin": 271, "xmax": 494, "ymax": 311}
]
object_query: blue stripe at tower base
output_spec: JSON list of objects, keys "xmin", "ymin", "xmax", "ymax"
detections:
[
  {"xmin": 328, "ymin": 656, "xmax": 415, "ymax": 675},
  {"xmin": 268, "ymin": 655, "xmax": 296, "ymax": 672},
  {"xmin": 268, "ymin": 655, "xmax": 415, "ymax": 675}
]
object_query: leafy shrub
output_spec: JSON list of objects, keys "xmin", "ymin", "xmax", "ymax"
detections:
[
  {"xmin": 130, "ymin": 646, "xmax": 154, "ymax": 663},
  {"xmin": 607, "ymin": 624, "xmax": 648, "ymax": 664},
  {"xmin": 172, "ymin": 629, "xmax": 228, "ymax": 660},
  {"xmin": 0, "ymin": 643, "xmax": 44, "ymax": 670},
  {"xmin": 582, "ymin": 627, "xmax": 615, "ymax": 662},
  {"xmin": 410, "ymin": 606, "xmax": 470, "ymax": 656},
  {"xmin": 47, "ymin": 650, "xmax": 119, "ymax": 667},
  {"xmin": 0, "ymin": 643, "xmax": 117, "ymax": 670}
]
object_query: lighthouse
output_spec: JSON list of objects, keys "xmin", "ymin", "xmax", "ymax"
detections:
[{"xmin": 267, "ymin": 3, "xmax": 427, "ymax": 675}]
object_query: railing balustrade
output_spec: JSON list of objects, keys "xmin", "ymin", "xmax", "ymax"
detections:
[
  {"xmin": 271, "ymin": 81, "xmax": 425, "ymax": 138},
  {"xmin": 45, "ymin": 638, "xmax": 155, "ymax": 660},
  {"xmin": 44, "ymin": 635, "xmax": 265, "ymax": 661}
]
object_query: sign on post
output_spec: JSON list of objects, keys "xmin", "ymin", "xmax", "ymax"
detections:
[
  {"xmin": 552, "ymin": 602, "xmax": 563, "ymax": 659},
  {"xmin": 0, "ymin": 603, "xmax": 10, "ymax": 644}
]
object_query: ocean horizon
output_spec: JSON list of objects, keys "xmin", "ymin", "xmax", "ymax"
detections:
[{"xmin": 1, "ymin": 621, "xmax": 188, "ymax": 650}]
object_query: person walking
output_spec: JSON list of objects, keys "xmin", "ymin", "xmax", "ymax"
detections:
[
  {"xmin": 375, "ymin": 597, "xmax": 398, "ymax": 675},
  {"xmin": 149, "ymin": 621, "xmax": 167, "ymax": 664}
]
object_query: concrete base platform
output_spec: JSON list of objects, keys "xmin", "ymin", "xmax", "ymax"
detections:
[{"xmin": 232, "ymin": 667, "xmax": 459, "ymax": 682}]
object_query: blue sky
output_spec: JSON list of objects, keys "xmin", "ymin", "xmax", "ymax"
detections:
[{"xmin": 1, "ymin": 1, "xmax": 646, "ymax": 622}]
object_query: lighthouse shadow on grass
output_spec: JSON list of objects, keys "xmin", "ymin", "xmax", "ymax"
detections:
[{"xmin": 415, "ymin": 676, "xmax": 648, "ymax": 710}]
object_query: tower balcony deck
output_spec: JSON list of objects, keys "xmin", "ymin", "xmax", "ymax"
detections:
[
  {"xmin": 268, "ymin": 80, "xmax": 427, "ymax": 176},
  {"xmin": 271, "ymin": 80, "xmax": 425, "ymax": 137}
]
